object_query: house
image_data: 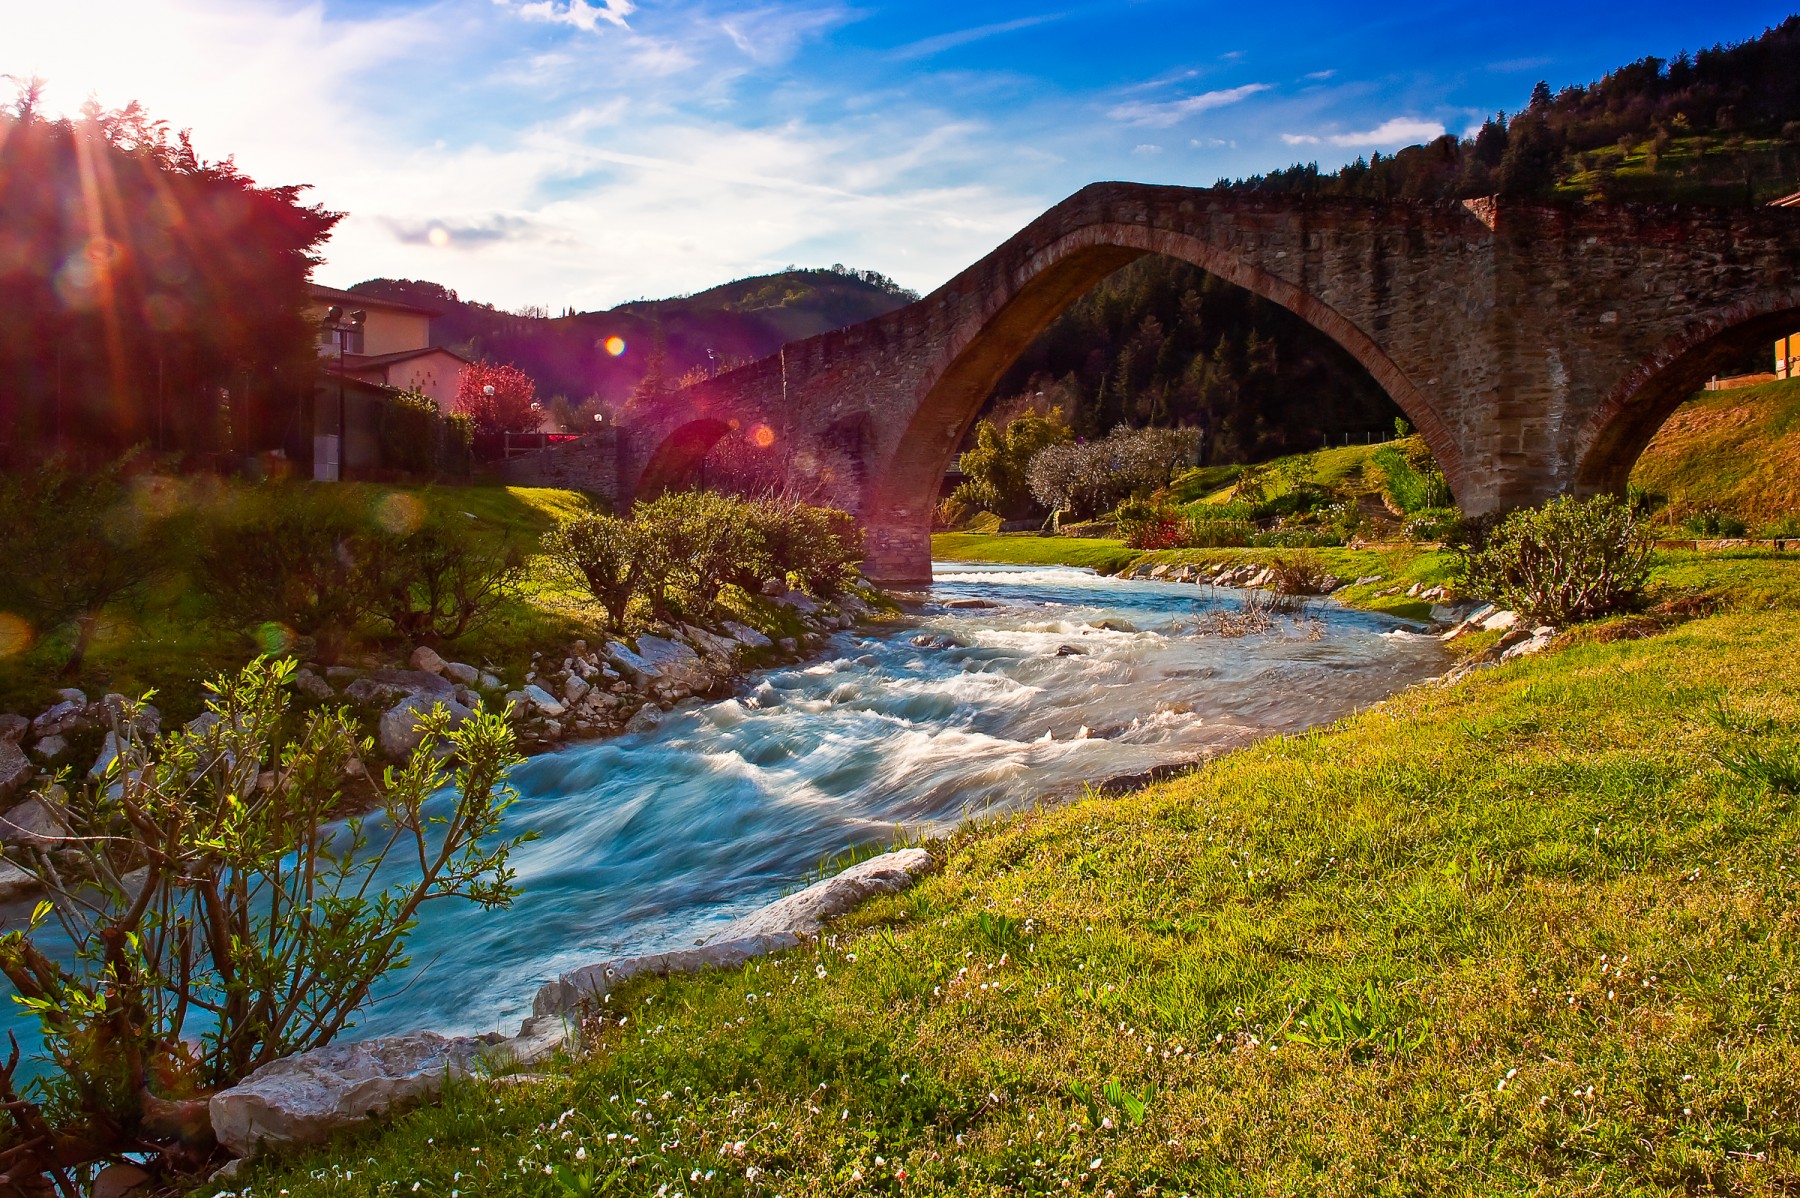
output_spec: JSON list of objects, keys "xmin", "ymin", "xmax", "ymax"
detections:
[
  {"xmin": 308, "ymin": 284, "xmax": 470, "ymax": 411},
  {"xmin": 1779, "ymin": 332, "xmax": 1799, "ymax": 381}
]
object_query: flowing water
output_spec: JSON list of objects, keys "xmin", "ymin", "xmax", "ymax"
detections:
[
  {"xmin": 0, "ymin": 563, "xmax": 1448, "ymax": 1061},
  {"xmin": 350, "ymin": 562, "xmax": 1447, "ymax": 1040}
]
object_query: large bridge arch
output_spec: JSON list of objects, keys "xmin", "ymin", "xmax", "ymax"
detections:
[
  {"xmin": 864, "ymin": 222, "xmax": 1464, "ymax": 563},
  {"xmin": 611, "ymin": 183, "xmax": 1800, "ymax": 584},
  {"xmin": 1572, "ymin": 289, "xmax": 1800, "ymax": 497}
]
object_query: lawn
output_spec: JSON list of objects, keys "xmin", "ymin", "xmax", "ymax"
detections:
[
  {"xmin": 0, "ymin": 481, "xmax": 601, "ymax": 727},
  {"xmin": 1630, "ymin": 377, "xmax": 1800, "ymax": 529},
  {"xmin": 227, "ymin": 550, "xmax": 1800, "ymax": 1196}
]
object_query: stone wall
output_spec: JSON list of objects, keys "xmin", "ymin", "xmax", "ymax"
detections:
[{"xmin": 498, "ymin": 428, "xmax": 619, "ymax": 501}]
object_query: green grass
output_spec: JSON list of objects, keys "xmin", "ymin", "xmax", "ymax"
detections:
[
  {"xmin": 1631, "ymin": 378, "xmax": 1800, "ymax": 528},
  {"xmin": 0, "ymin": 482, "xmax": 601, "ymax": 725},
  {"xmin": 1168, "ymin": 441, "xmax": 1389, "ymax": 507},
  {"xmin": 229, "ymin": 575, "xmax": 1800, "ymax": 1196},
  {"xmin": 932, "ymin": 532, "xmax": 1142, "ymax": 574}
]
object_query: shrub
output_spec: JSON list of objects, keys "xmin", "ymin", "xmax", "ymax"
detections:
[
  {"xmin": 198, "ymin": 487, "xmax": 369, "ymax": 655},
  {"xmin": 1758, "ymin": 512, "xmax": 1800, "ymax": 539},
  {"xmin": 1370, "ymin": 444, "xmax": 1453, "ymax": 513},
  {"xmin": 359, "ymin": 519, "xmax": 526, "ymax": 644},
  {"xmin": 1681, "ymin": 506, "xmax": 1748, "ymax": 537},
  {"xmin": 1268, "ymin": 551, "xmax": 1332, "ymax": 596},
  {"xmin": 0, "ymin": 658, "xmax": 528, "ymax": 1183},
  {"xmin": 201, "ymin": 489, "xmax": 521, "ymax": 651},
  {"xmin": 0, "ymin": 458, "xmax": 169, "ymax": 672},
  {"xmin": 542, "ymin": 512, "xmax": 643, "ymax": 628},
  {"xmin": 1401, "ymin": 506, "xmax": 1464, "ymax": 542},
  {"xmin": 748, "ymin": 497, "xmax": 863, "ymax": 596},
  {"xmin": 634, "ymin": 491, "xmax": 770, "ymax": 619},
  {"xmin": 1455, "ymin": 494, "xmax": 1654, "ymax": 625},
  {"xmin": 379, "ymin": 389, "xmax": 471, "ymax": 478}
]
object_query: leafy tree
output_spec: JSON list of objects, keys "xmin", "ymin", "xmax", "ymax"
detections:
[
  {"xmin": 0, "ymin": 659, "xmax": 529, "ymax": 1188},
  {"xmin": 541, "ymin": 513, "xmax": 644, "ymax": 629},
  {"xmin": 454, "ymin": 361, "xmax": 540, "ymax": 437},
  {"xmin": 952, "ymin": 409, "xmax": 1071, "ymax": 518},
  {"xmin": 1027, "ymin": 426, "xmax": 1201, "ymax": 520},
  {"xmin": 0, "ymin": 88, "xmax": 339, "ymax": 462}
]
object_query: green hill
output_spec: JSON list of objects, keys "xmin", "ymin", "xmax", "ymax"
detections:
[
  {"xmin": 348, "ymin": 266, "xmax": 917, "ymax": 412},
  {"xmin": 1630, "ymin": 377, "xmax": 1800, "ymax": 533}
]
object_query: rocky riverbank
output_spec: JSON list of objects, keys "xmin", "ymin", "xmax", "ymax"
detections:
[{"xmin": 0, "ymin": 583, "xmax": 886, "ymax": 906}]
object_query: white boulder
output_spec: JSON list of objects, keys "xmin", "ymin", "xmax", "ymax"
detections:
[
  {"xmin": 0, "ymin": 795, "xmax": 70, "ymax": 846},
  {"xmin": 0, "ymin": 858, "xmax": 41, "ymax": 902},
  {"xmin": 208, "ymin": 1020, "xmax": 566, "ymax": 1158},
  {"xmin": 378, "ymin": 695, "xmax": 473, "ymax": 760},
  {"xmin": 710, "ymin": 848, "xmax": 936, "ymax": 942},
  {"xmin": 408, "ymin": 646, "xmax": 448, "ymax": 675},
  {"xmin": 521, "ymin": 684, "xmax": 565, "ymax": 717}
]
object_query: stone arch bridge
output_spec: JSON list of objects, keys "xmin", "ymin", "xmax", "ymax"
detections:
[{"xmin": 614, "ymin": 182, "xmax": 1800, "ymax": 583}]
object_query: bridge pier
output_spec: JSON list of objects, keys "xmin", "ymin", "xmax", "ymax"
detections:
[{"xmin": 861, "ymin": 518, "xmax": 934, "ymax": 587}]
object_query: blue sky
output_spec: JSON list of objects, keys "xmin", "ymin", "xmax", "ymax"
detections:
[{"xmin": 6, "ymin": 0, "xmax": 1794, "ymax": 310}]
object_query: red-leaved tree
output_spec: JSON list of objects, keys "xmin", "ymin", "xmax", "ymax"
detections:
[{"xmin": 455, "ymin": 361, "xmax": 540, "ymax": 436}]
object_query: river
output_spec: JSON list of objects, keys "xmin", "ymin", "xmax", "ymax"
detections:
[{"xmin": 349, "ymin": 561, "xmax": 1447, "ymax": 1041}]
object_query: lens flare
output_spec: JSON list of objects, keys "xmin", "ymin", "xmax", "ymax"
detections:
[
  {"xmin": 427, "ymin": 226, "xmax": 451, "ymax": 248},
  {"xmin": 603, "ymin": 336, "xmax": 627, "ymax": 357},
  {"xmin": 253, "ymin": 622, "xmax": 296, "ymax": 655},
  {"xmin": 750, "ymin": 424, "xmax": 776, "ymax": 448},
  {"xmin": 375, "ymin": 492, "xmax": 427, "ymax": 535},
  {"xmin": 0, "ymin": 613, "xmax": 33, "ymax": 659}
]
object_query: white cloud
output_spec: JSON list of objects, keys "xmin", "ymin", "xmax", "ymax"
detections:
[
  {"xmin": 1132, "ymin": 143, "xmax": 1163, "ymax": 154},
  {"xmin": 1327, "ymin": 117, "xmax": 1445, "ymax": 146},
  {"xmin": 1107, "ymin": 83, "xmax": 1270, "ymax": 128},
  {"xmin": 891, "ymin": 14, "xmax": 1065, "ymax": 60},
  {"xmin": 1304, "ymin": 69, "xmax": 1336, "ymax": 81},
  {"xmin": 1281, "ymin": 133, "xmax": 1321, "ymax": 145},
  {"xmin": 509, "ymin": 0, "xmax": 636, "ymax": 33}
]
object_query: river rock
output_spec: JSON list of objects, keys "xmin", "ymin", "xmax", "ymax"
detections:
[
  {"xmin": 520, "ymin": 684, "xmax": 565, "ymax": 717},
  {"xmin": 0, "ymin": 723, "xmax": 34, "ymax": 806},
  {"xmin": 773, "ymin": 591, "xmax": 820, "ymax": 615},
  {"xmin": 208, "ymin": 1027, "xmax": 547, "ymax": 1157},
  {"xmin": 710, "ymin": 847, "xmax": 937, "ymax": 942},
  {"xmin": 0, "ymin": 859, "xmax": 41, "ymax": 902},
  {"xmin": 31, "ymin": 699, "xmax": 90, "ymax": 740},
  {"xmin": 1482, "ymin": 609, "xmax": 1521, "ymax": 633},
  {"xmin": 623, "ymin": 704, "xmax": 661, "ymax": 735},
  {"xmin": 614, "ymin": 637, "xmax": 709, "ymax": 691},
  {"xmin": 682, "ymin": 625, "xmax": 740, "ymax": 662},
  {"xmin": 563, "ymin": 675, "xmax": 591, "ymax": 706},
  {"xmin": 1054, "ymin": 644, "xmax": 1088, "ymax": 656},
  {"xmin": 1501, "ymin": 626, "xmax": 1557, "ymax": 661},
  {"xmin": 720, "ymin": 622, "xmax": 769, "ymax": 650},
  {"xmin": 291, "ymin": 668, "xmax": 335, "ymax": 702},
  {"xmin": 440, "ymin": 662, "xmax": 480, "ymax": 687},
  {"xmin": 409, "ymin": 646, "xmax": 448, "ymax": 675},
  {"xmin": 944, "ymin": 598, "xmax": 997, "ymax": 609},
  {"xmin": 1, "ymin": 795, "xmax": 70, "ymax": 847},
  {"xmin": 30, "ymin": 735, "xmax": 69, "ymax": 763},
  {"xmin": 533, "ymin": 935, "xmax": 803, "ymax": 1017},
  {"xmin": 379, "ymin": 695, "xmax": 474, "ymax": 760}
]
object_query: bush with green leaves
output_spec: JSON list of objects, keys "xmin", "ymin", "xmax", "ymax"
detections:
[
  {"xmin": 200, "ymin": 488, "xmax": 522, "ymax": 652},
  {"xmin": 0, "ymin": 658, "xmax": 528, "ymax": 1187},
  {"xmin": 1455, "ymin": 494, "xmax": 1654, "ymax": 624},
  {"xmin": 541, "ymin": 492, "xmax": 863, "ymax": 630},
  {"xmin": 377, "ymin": 389, "xmax": 472, "ymax": 478},
  {"xmin": 1680, "ymin": 506, "xmax": 1748, "ymax": 537},
  {"xmin": 541, "ymin": 512, "xmax": 643, "ymax": 628},
  {"xmin": 1369, "ymin": 443, "xmax": 1453, "ymax": 514}
]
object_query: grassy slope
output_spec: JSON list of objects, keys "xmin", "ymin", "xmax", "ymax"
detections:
[
  {"xmin": 0, "ymin": 483, "xmax": 598, "ymax": 726},
  {"xmin": 1630, "ymin": 378, "xmax": 1800, "ymax": 527},
  {"xmin": 1167, "ymin": 441, "xmax": 1389, "ymax": 507},
  {"xmin": 234, "ymin": 557, "xmax": 1800, "ymax": 1196}
]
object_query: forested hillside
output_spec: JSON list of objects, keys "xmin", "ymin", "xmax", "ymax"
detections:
[
  {"xmin": 984, "ymin": 256, "xmax": 1402, "ymax": 465},
  {"xmin": 349, "ymin": 266, "xmax": 916, "ymax": 414},
  {"xmin": 1230, "ymin": 16, "xmax": 1800, "ymax": 205}
]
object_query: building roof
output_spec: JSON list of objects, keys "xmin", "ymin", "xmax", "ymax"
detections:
[
  {"xmin": 336, "ymin": 346, "xmax": 472, "ymax": 371},
  {"xmin": 307, "ymin": 282, "xmax": 441, "ymax": 318}
]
